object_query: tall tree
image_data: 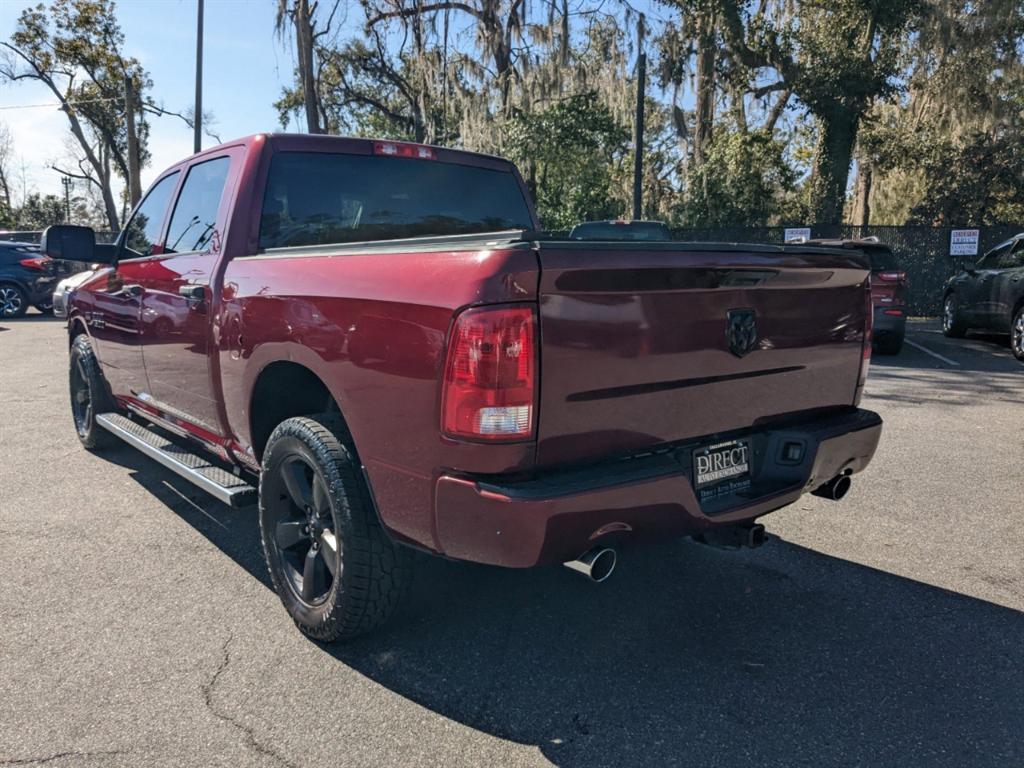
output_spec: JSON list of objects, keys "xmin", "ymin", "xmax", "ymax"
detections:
[
  {"xmin": 1, "ymin": 0, "xmax": 150, "ymax": 230},
  {"xmin": 715, "ymin": 0, "xmax": 921, "ymax": 224},
  {"xmin": 0, "ymin": 121, "xmax": 12, "ymax": 216},
  {"xmin": 275, "ymin": 0, "xmax": 332, "ymax": 133}
]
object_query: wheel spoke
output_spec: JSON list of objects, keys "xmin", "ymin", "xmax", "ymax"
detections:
[
  {"xmin": 301, "ymin": 547, "xmax": 324, "ymax": 601},
  {"xmin": 312, "ymin": 474, "xmax": 330, "ymax": 516},
  {"xmin": 281, "ymin": 458, "xmax": 313, "ymax": 509},
  {"xmin": 275, "ymin": 520, "xmax": 307, "ymax": 550},
  {"xmin": 319, "ymin": 530, "xmax": 339, "ymax": 577},
  {"xmin": 75, "ymin": 359, "xmax": 89, "ymax": 387}
]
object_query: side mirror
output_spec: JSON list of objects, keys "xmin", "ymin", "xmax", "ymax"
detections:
[
  {"xmin": 961, "ymin": 260, "xmax": 977, "ymax": 274},
  {"xmin": 41, "ymin": 225, "xmax": 114, "ymax": 264}
]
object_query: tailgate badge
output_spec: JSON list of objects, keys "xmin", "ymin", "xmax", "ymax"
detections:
[{"xmin": 726, "ymin": 309, "xmax": 758, "ymax": 357}]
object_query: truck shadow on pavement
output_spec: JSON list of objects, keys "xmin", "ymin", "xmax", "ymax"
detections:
[{"xmin": 111, "ymin": 446, "xmax": 1023, "ymax": 768}]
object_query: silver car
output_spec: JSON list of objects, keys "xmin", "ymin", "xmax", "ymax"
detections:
[{"xmin": 52, "ymin": 268, "xmax": 97, "ymax": 319}]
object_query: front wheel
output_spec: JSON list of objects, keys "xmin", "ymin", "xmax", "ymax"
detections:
[
  {"xmin": 258, "ymin": 414, "xmax": 411, "ymax": 641},
  {"xmin": 69, "ymin": 334, "xmax": 117, "ymax": 450},
  {"xmin": 943, "ymin": 294, "xmax": 966, "ymax": 338},
  {"xmin": 0, "ymin": 284, "xmax": 28, "ymax": 318},
  {"xmin": 1011, "ymin": 306, "xmax": 1024, "ymax": 362}
]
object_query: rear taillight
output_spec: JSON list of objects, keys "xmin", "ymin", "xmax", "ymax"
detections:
[
  {"xmin": 877, "ymin": 271, "xmax": 907, "ymax": 284},
  {"xmin": 441, "ymin": 305, "xmax": 536, "ymax": 441},
  {"xmin": 373, "ymin": 140, "xmax": 435, "ymax": 160},
  {"xmin": 19, "ymin": 256, "xmax": 49, "ymax": 272}
]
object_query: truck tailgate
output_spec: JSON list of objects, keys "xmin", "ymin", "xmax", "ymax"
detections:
[{"xmin": 535, "ymin": 243, "xmax": 870, "ymax": 466}]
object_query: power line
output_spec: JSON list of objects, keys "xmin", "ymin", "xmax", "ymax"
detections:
[{"xmin": 0, "ymin": 96, "xmax": 122, "ymax": 111}]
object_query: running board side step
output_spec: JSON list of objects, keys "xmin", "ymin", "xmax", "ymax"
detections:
[{"xmin": 95, "ymin": 413, "xmax": 257, "ymax": 508}]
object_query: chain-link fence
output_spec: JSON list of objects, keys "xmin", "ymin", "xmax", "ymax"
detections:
[{"xmin": 667, "ymin": 225, "xmax": 1024, "ymax": 316}]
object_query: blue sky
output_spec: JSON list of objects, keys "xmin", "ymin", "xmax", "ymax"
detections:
[
  {"xmin": 0, "ymin": 0, "xmax": 300, "ymax": 198},
  {"xmin": 1, "ymin": 0, "xmax": 674, "ymax": 202}
]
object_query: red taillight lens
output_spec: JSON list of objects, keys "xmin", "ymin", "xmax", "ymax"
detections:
[
  {"xmin": 19, "ymin": 256, "xmax": 49, "ymax": 272},
  {"xmin": 441, "ymin": 305, "xmax": 536, "ymax": 441},
  {"xmin": 372, "ymin": 141, "xmax": 435, "ymax": 160},
  {"xmin": 877, "ymin": 271, "xmax": 906, "ymax": 284}
]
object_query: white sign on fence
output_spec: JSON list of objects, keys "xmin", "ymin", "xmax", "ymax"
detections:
[
  {"xmin": 784, "ymin": 227, "xmax": 812, "ymax": 243},
  {"xmin": 950, "ymin": 229, "xmax": 980, "ymax": 256}
]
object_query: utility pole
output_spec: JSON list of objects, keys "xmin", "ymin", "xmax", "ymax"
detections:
[
  {"xmin": 60, "ymin": 175, "xmax": 72, "ymax": 223},
  {"xmin": 632, "ymin": 13, "xmax": 646, "ymax": 221},
  {"xmin": 194, "ymin": 0, "xmax": 204, "ymax": 153},
  {"xmin": 124, "ymin": 76, "xmax": 142, "ymax": 207}
]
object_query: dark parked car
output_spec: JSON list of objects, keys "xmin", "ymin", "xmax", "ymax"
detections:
[
  {"xmin": 568, "ymin": 219, "xmax": 672, "ymax": 241},
  {"xmin": 806, "ymin": 238, "xmax": 907, "ymax": 355},
  {"xmin": 0, "ymin": 241, "xmax": 58, "ymax": 318},
  {"xmin": 943, "ymin": 233, "xmax": 1024, "ymax": 361}
]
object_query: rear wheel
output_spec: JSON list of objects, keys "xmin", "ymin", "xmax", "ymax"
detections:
[
  {"xmin": 259, "ymin": 414, "xmax": 411, "ymax": 641},
  {"xmin": 69, "ymin": 334, "xmax": 117, "ymax": 450},
  {"xmin": 943, "ymin": 294, "xmax": 966, "ymax": 338},
  {"xmin": 34, "ymin": 301, "xmax": 55, "ymax": 315},
  {"xmin": 875, "ymin": 331, "xmax": 904, "ymax": 355},
  {"xmin": 1011, "ymin": 306, "xmax": 1024, "ymax": 362},
  {"xmin": 0, "ymin": 284, "xmax": 28, "ymax": 319}
]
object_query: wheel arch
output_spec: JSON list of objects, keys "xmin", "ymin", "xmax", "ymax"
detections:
[{"xmin": 248, "ymin": 360, "xmax": 354, "ymax": 463}]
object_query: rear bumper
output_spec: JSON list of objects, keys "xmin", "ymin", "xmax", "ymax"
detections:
[
  {"xmin": 434, "ymin": 408, "xmax": 882, "ymax": 567},
  {"xmin": 873, "ymin": 306, "xmax": 906, "ymax": 337}
]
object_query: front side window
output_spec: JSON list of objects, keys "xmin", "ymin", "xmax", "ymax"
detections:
[
  {"xmin": 165, "ymin": 156, "xmax": 231, "ymax": 254},
  {"xmin": 259, "ymin": 152, "xmax": 534, "ymax": 249},
  {"xmin": 123, "ymin": 171, "xmax": 179, "ymax": 258}
]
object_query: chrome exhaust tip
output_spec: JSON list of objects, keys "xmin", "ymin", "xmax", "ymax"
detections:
[
  {"xmin": 564, "ymin": 547, "xmax": 617, "ymax": 583},
  {"xmin": 812, "ymin": 474, "xmax": 852, "ymax": 501}
]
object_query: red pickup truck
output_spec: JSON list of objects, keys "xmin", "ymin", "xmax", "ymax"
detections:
[{"xmin": 44, "ymin": 134, "xmax": 882, "ymax": 641}]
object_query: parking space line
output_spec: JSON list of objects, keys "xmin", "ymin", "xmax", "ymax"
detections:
[{"xmin": 905, "ymin": 339, "xmax": 960, "ymax": 366}]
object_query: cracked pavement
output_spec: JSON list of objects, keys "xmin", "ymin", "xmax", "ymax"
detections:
[{"xmin": 1, "ymin": 315, "xmax": 1022, "ymax": 767}]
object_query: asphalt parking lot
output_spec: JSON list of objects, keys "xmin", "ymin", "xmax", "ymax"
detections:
[{"xmin": 1, "ymin": 315, "xmax": 1022, "ymax": 767}]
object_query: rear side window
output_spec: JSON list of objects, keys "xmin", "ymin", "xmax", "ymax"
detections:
[
  {"xmin": 123, "ymin": 171, "xmax": 179, "ymax": 258},
  {"xmin": 259, "ymin": 152, "xmax": 534, "ymax": 249},
  {"xmin": 165, "ymin": 156, "xmax": 231, "ymax": 254}
]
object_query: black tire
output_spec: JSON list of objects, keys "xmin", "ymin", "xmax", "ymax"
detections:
[
  {"xmin": 69, "ymin": 334, "xmax": 117, "ymax": 450},
  {"xmin": 943, "ymin": 293, "xmax": 966, "ymax": 338},
  {"xmin": 0, "ymin": 283, "xmax": 29, "ymax": 319},
  {"xmin": 258, "ymin": 413, "xmax": 411, "ymax": 641},
  {"xmin": 34, "ymin": 301, "xmax": 55, "ymax": 315},
  {"xmin": 1011, "ymin": 305, "xmax": 1024, "ymax": 362},
  {"xmin": 875, "ymin": 332, "xmax": 904, "ymax": 355}
]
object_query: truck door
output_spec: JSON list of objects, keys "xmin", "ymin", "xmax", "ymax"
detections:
[
  {"xmin": 88, "ymin": 171, "xmax": 179, "ymax": 401},
  {"xmin": 137, "ymin": 152, "xmax": 238, "ymax": 435}
]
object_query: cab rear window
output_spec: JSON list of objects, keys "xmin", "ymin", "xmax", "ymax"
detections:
[{"xmin": 259, "ymin": 152, "xmax": 534, "ymax": 249}]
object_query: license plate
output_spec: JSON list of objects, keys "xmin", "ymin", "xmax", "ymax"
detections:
[{"xmin": 693, "ymin": 439, "xmax": 751, "ymax": 490}]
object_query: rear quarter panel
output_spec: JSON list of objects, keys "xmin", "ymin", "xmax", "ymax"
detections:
[{"xmin": 218, "ymin": 244, "xmax": 539, "ymax": 550}]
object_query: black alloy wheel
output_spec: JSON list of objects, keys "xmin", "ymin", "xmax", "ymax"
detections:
[
  {"xmin": 258, "ymin": 414, "xmax": 411, "ymax": 641},
  {"xmin": 263, "ymin": 452, "xmax": 340, "ymax": 606},
  {"xmin": 69, "ymin": 334, "xmax": 116, "ymax": 450}
]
